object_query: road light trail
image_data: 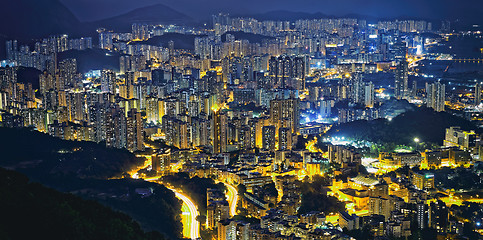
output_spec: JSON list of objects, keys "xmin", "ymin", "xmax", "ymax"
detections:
[
  {"xmin": 224, "ymin": 182, "xmax": 238, "ymax": 216},
  {"xmin": 170, "ymin": 188, "xmax": 200, "ymax": 239}
]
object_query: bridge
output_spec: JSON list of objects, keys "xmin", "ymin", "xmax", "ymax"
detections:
[{"xmin": 441, "ymin": 59, "xmax": 483, "ymax": 63}]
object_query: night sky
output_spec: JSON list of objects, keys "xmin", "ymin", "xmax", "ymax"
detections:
[{"xmin": 60, "ymin": 0, "xmax": 483, "ymax": 23}]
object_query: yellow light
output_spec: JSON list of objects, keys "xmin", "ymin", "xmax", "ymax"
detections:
[
  {"xmin": 211, "ymin": 103, "xmax": 220, "ymax": 112},
  {"xmin": 170, "ymin": 188, "xmax": 200, "ymax": 239}
]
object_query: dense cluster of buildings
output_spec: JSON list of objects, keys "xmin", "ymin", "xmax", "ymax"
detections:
[{"xmin": 1, "ymin": 11, "xmax": 482, "ymax": 240}]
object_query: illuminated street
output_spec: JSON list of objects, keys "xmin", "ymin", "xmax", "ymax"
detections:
[
  {"xmin": 224, "ymin": 182, "xmax": 238, "ymax": 216},
  {"xmin": 170, "ymin": 188, "xmax": 200, "ymax": 240},
  {"xmin": 1, "ymin": 0, "xmax": 482, "ymax": 239}
]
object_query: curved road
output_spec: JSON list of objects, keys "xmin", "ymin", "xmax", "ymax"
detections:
[
  {"xmin": 170, "ymin": 188, "xmax": 200, "ymax": 239},
  {"xmin": 223, "ymin": 182, "xmax": 238, "ymax": 216}
]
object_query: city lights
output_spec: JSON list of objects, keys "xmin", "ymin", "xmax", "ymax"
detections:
[{"xmin": 0, "ymin": 2, "xmax": 481, "ymax": 240}]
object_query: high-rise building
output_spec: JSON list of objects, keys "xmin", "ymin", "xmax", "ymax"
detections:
[
  {"xmin": 369, "ymin": 196, "xmax": 391, "ymax": 221},
  {"xmin": 269, "ymin": 55, "xmax": 305, "ymax": 89},
  {"xmin": 217, "ymin": 220, "xmax": 250, "ymax": 240},
  {"xmin": 207, "ymin": 188, "xmax": 230, "ymax": 230},
  {"xmin": 152, "ymin": 151, "xmax": 171, "ymax": 175},
  {"xmin": 262, "ymin": 126, "xmax": 276, "ymax": 151},
  {"xmin": 475, "ymin": 83, "xmax": 481, "ymax": 105},
  {"xmin": 120, "ymin": 72, "xmax": 135, "ymax": 99},
  {"xmin": 394, "ymin": 60, "xmax": 408, "ymax": 99},
  {"xmin": 58, "ymin": 58, "xmax": 77, "ymax": 89},
  {"xmin": 393, "ymin": 38, "xmax": 407, "ymax": 61},
  {"xmin": 212, "ymin": 13, "xmax": 231, "ymax": 28},
  {"xmin": 411, "ymin": 170, "xmax": 434, "ymax": 190},
  {"xmin": 426, "ymin": 81, "xmax": 445, "ymax": 112},
  {"xmin": 6, "ymin": 40, "xmax": 18, "ymax": 60},
  {"xmin": 152, "ymin": 69, "xmax": 166, "ymax": 86},
  {"xmin": 412, "ymin": 80, "xmax": 418, "ymax": 97},
  {"xmin": 444, "ymin": 126, "xmax": 479, "ymax": 151},
  {"xmin": 99, "ymin": 32, "xmax": 114, "ymax": 50},
  {"xmin": 364, "ymin": 82, "xmax": 375, "ymax": 108},
  {"xmin": 338, "ymin": 211, "xmax": 360, "ymax": 231},
  {"xmin": 429, "ymin": 200, "xmax": 449, "ymax": 234},
  {"xmin": 105, "ymin": 107, "xmax": 127, "ymax": 149},
  {"xmin": 132, "ymin": 23, "xmax": 149, "ymax": 40},
  {"xmin": 278, "ymin": 127, "xmax": 292, "ymax": 151},
  {"xmin": 417, "ymin": 203, "xmax": 428, "ymax": 229},
  {"xmin": 100, "ymin": 70, "xmax": 116, "ymax": 94},
  {"xmin": 120, "ymin": 55, "xmax": 131, "ymax": 74},
  {"xmin": 126, "ymin": 108, "xmax": 144, "ymax": 152},
  {"xmin": 270, "ymin": 94, "xmax": 300, "ymax": 134},
  {"xmin": 320, "ymin": 100, "xmax": 333, "ymax": 118},
  {"xmin": 212, "ymin": 109, "xmax": 227, "ymax": 153}
]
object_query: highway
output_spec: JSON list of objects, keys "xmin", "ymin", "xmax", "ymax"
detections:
[
  {"xmin": 170, "ymin": 188, "xmax": 200, "ymax": 239},
  {"xmin": 142, "ymin": 176, "xmax": 200, "ymax": 240},
  {"xmin": 223, "ymin": 182, "xmax": 238, "ymax": 216}
]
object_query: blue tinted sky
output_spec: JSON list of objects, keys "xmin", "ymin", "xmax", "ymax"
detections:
[{"xmin": 60, "ymin": 0, "xmax": 483, "ymax": 23}]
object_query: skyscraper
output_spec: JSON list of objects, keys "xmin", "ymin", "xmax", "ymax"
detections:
[
  {"xmin": 58, "ymin": 58, "xmax": 77, "ymax": 89},
  {"xmin": 262, "ymin": 126, "xmax": 276, "ymax": 151},
  {"xmin": 475, "ymin": 83, "xmax": 481, "ymax": 106},
  {"xmin": 100, "ymin": 70, "xmax": 116, "ymax": 94},
  {"xmin": 126, "ymin": 108, "xmax": 144, "ymax": 152},
  {"xmin": 278, "ymin": 127, "xmax": 292, "ymax": 151},
  {"xmin": 269, "ymin": 55, "xmax": 305, "ymax": 89},
  {"xmin": 394, "ymin": 60, "xmax": 408, "ymax": 99},
  {"xmin": 270, "ymin": 94, "xmax": 300, "ymax": 134},
  {"xmin": 320, "ymin": 100, "xmax": 332, "ymax": 118},
  {"xmin": 426, "ymin": 82, "xmax": 445, "ymax": 112},
  {"xmin": 132, "ymin": 23, "xmax": 149, "ymax": 40},
  {"xmin": 364, "ymin": 82, "xmax": 375, "ymax": 108},
  {"xmin": 212, "ymin": 109, "xmax": 227, "ymax": 153}
]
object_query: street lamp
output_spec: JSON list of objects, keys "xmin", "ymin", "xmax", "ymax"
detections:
[{"xmin": 413, "ymin": 138, "xmax": 420, "ymax": 151}]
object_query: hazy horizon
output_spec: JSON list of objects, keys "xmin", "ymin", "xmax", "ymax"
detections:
[{"xmin": 60, "ymin": 0, "xmax": 483, "ymax": 23}]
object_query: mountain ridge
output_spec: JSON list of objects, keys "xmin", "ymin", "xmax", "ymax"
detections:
[
  {"xmin": 92, "ymin": 3, "xmax": 194, "ymax": 32},
  {"xmin": 0, "ymin": 0, "xmax": 81, "ymax": 40}
]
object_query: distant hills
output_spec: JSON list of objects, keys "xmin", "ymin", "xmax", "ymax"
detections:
[
  {"xmin": 0, "ymin": 0, "xmax": 81, "ymax": 40},
  {"xmin": 0, "ymin": 1, "xmax": 192, "ymax": 40},
  {"xmin": 91, "ymin": 4, "xmax": 194, "ymax": 32}
]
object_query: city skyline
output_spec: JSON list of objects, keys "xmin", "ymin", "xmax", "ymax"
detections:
[{"xmin": 0, "ymin": 1, "xmax": 482, "ymax": 240}]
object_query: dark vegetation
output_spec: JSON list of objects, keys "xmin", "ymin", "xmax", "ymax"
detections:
[
  {"xmin": 297, "ymin": 176, "xmax": 345, "ymax": 214},
  {"xmin": 325, "ymin": 107, "xmax": 481, "ymax": 146},
  {"xmin": 0, "ymin": 168, "xmax": 166, "ymax": 240},
  {"xmin": 0, "ymin": 127, "xmax": 143, "ymax": 179},
  {"xmin": 16, "ymin": 67, "xmax": 42, "ymax": 89},
  {"xmin": 432, "ymin": 165, "xmax": 483, "ymax": 191},
  {"xmin": 162, "ymin": 172, "xmax": 226, "ymax": 214},
  {"xmin": 59, "ymin": 49, "xmax": 121, "ymax": 73},
  {"xmin": 0, "ymin": 127, "xmax": 182, "ymax": 239}
]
